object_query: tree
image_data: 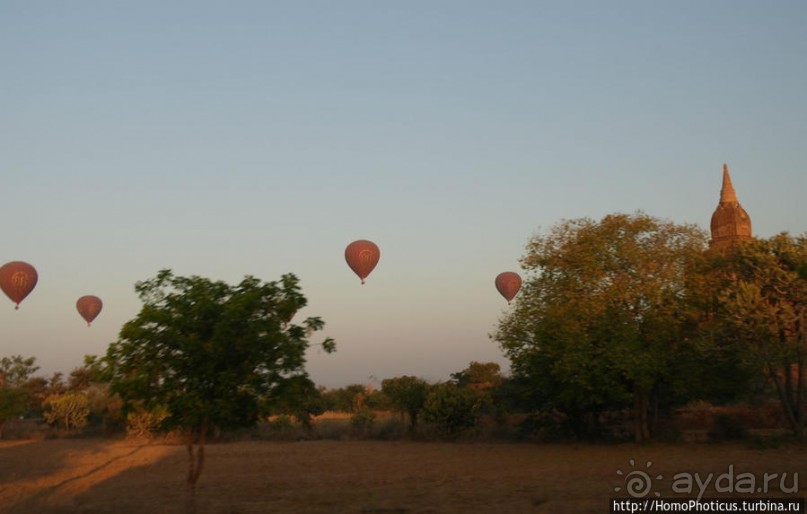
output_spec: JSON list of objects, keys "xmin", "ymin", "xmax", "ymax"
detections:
[
  {"xmin": 712, "ymin": 233, "xmax": 807, "ymax": 438},
  {"xmin": 0, "ymin": 388, "xmax": 29, "ymax": 439},
  {"xmin": 381, "ymin": 376, "xmax": 430, "ymax": 432},
  {"xmin": 266, "ymin": 375, "xmax": 326, "ymax": 430},
  {"xmin": 43, "ymin": 391, "xmax": 90, "ymax": 431},
  {"xmin": 451, "ymin": 362, "xmax": 503, "ymax": 419},
  {"xmin": 96, "ymin": 270, "xmax": 334, "ymax": 495},
  {"xmin": 422, "ymin": 383, "xmax": 479, "ymax": 438},
  {"xmin": 494, "ymin": 213, "xmax": 708, "ymax": 441},
  {"xmin": 322, "ymin": 384, "xmax": 370, "ymax": 413},
  {"xmin": 450, "ymin": 361, "xmax": 502, "ymax": 391},
  {"xmin": 0, "ymin": 355, "xmax": 39, "ymax": 387},
  {"xmin": 0, "ymin": 355, "xmax": 39, "ymax": 439}
]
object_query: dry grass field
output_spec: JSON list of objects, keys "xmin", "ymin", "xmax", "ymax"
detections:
[{"xmin": 0, "ymin": 438, "xmax": 804, "ymax": 514}]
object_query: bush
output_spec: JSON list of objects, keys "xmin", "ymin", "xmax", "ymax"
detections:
[
  {"xmin": 43, "ymin": 392, "xmax": 90, "ymax": 431},
  {"xmin": 422, "ymin": 383, "xmax": 479, "ymax": 438},
  {"xmin": 125, "ymin": 405, "xmax": 169, "ymax": 438},
  {"xmin": 374, "ymin": 417, "xmax": 408, "ymax": 440},
  {"xmin": 84, "ymin": 384, "xmax": 124, "ymax": 431},
  {"xmin": 349, "ymin": 408, "xmax": 376, "ymax": 439},
  {"xmin": 262, "ymin": 414, "xmax": 308, "ymax": 440}
]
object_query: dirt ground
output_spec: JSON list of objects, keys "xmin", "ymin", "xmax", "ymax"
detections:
[{"xmin": 0, "ymin": 438, "xmax": 804, "ymax": 513}]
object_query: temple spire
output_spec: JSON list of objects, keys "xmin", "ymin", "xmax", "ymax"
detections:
[
  {"xmin": 710, "ymin": 162, "xmax": 751, "ymax": 251},
  {"xmin": 720, "ymin": 163, "xmax": 738, "ymax": 204}
]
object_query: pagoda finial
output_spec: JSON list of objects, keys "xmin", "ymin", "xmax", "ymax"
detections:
[{"xmin": 720, "ymin": 163, "xmax": 738, "ymax": 204}]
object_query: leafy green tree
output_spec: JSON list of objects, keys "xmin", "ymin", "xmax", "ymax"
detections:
[
  {"xmin": 47, "ymin": 372, "xmax": 66, "ymax": 395},
  {"xmin": 422, "ymin": 382, "xmax": 479, "ymax": 438},
  {"xmin": 0, "ymin": 355, "xmax": 39, "ymax": 439},
  {"xmin": 96, "ymin": 270, "xmax": 334, "ymax": 494},
  {"xmin": 266, "ymin": 375, "xmax": 326, "ymax": 430},
  {"xmin": 322, "ymin": 384, "xmax": 370, "ymax": 413},
  {"xmin": 0, "ymin": 355, "xmax": 39, "ymax": 387},
  {"xmin": 451, "ymin": 362, "xmax": 502, "ymax": 390},
  {"xmin": 494, "ymin": 213, "xmax": 708, "ymax": 441},
  {"xmin": 67, "ymin": 365, "xmax": 96, "ymax": 391},
  {"xmin": 18, "ymin": 376, "xmax": 49, "ymax": 418},
  {"xmin": 0, "ymin": 388, "xmax": 29, "ymax": 439},
  {"xmin": 451, "ymin": 362, "xmax": 504, "ymax": 419},
  {"xmin": 712, "ymin": 233, "xmax": 807, "ymax": 438},
  {"xmin": 381, "ymin": 376, "xmax": 430, "ymax": 431}
]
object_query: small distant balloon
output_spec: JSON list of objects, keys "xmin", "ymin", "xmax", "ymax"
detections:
[
  {"xmin": 0, "ymin": 261, "xmax": 38, "ymax": 309},
  {"xmin": 495, "ymin": 272, "xmax": 522, "ymax": 304},
  {"xmin": 76, "ymin": 295, "xmax": 103, "ymax": 326},
  {"xmin": 345, "ymin": 240, "xmax": 380, "ymax": 285}
]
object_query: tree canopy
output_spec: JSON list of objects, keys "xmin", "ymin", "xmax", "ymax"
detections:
[
  {"xmin": 494, "ymin": 212, "xmax": 708, "ymax": 440},
  {"xmin": 96, "ymin": 269, "xmax": 334, "ymax": 491},
  {"xmin": 711, "ymin": 233, "xmax": 807, "ymax": 438},
  {"xmin": 0, "ymin": 355, "xmax": 40, "ymax": 439}
]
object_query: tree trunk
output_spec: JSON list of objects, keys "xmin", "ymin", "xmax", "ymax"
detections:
[
  {"xmin": 186, "ymin": 421, "xmax": 208, "ymax": 494},
  {"xmin": 633, "ymin": 387, "xmax": 651, "ymax": 443},
  {"xmin": 408, "ymin": 410, "xmax": 418, "ymax": 433},
  {"xmin": 768, "ymin": 367, "xmax": 803, "ymax": 439},
  {"xmin": 797, "ymin": 361, "xmax": 805, "ymax": 435}
]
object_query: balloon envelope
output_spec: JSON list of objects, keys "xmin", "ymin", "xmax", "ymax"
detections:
[
  {"xmin": 76, "ymin": 295, "xmax": 103, "ymax": 326},
  {"xmin": 495, "ymin": 272, "xmax": 522, "ymax": 304},
  {"xmin": 345, "ymin": 240, "xmax": 380, "ymax": 284},
  {"xmin": 0, "ymin": 261, "xmax": 38, "ymax": 309}
]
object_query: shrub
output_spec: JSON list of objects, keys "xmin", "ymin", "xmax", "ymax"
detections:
[
  {"xmin": 125, "ymin": 404, "xmax": 169, "ymax": 438},
  {"xmin": 43, "ymin": 392, "xmax": 90, "ymax": 431},
  {"xmin": 422, "ymin": 383, "xmax": 479, "ymax": 438},
  {"xmin": 349, "ymin": 408, "xmax": 376, "ymax": 438},
  {"xmin": 261, "ymin": 414, "xmax": 307, "ymax": 440},
  {"xmin": 374, "ymin": 417, "xmax": 408, "ymax": 440}
]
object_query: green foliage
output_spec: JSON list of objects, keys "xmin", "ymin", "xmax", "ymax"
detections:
[
  {"xmin": 0, "ymin": 387, "xmax": 30, "ymax": 439},
  {"xmin": 322, "ymin": 384, "xmax": 370, "ymax": 413},
  {"xmin": 381, "ymin": 376, "xmax": 430, "ymax": 430},
  {"xmin": 710, "ymin": 233, "xmax": 807, "ymax": 438},
  {"xmin": 43, "ymin": 391, "xmax": 90, "ymax": 431},
  {"xmin": 98, "ymin": 270, "xmax": 334, "ymax": 435},
  {"xmin": 451, "ymin": 361, "xmax": 502, "ymax": 389},
  {"xmin": 0, "ymin": 355, "xmax": 39, "ymax": 387},
  {"xmin": 95, "ymin": 269, "xmax": 334, "ymax": 490},
  {"xmin": 494, "ymin": 212, "xmax": 709, "ymax": 441},
  {"xmin": 264, "ymin": 414, "xmax": 301, "ymax": 440},
  {"xmin": 349, "ymin": 408, "xmax": 376, "ymax": 438},
  {"xmin": 0, "ymin": 355, "xmax": 39, "ymax": 439},
  {"xmin": 451, "ymin": 362, "xmax": 504, "ymax": 419},
  {"xmin": 125, "ymin": 403, "xmax": 169, "ymax": 438},
  {"xmin": 422, "ymin": 383, "xmax": 479, "ymax": 438},
  {"xmin": 266, "ymin": 375, "xmax": 326, "ymax": 429}
]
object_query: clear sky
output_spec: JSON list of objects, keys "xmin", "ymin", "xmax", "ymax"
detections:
[{"xmin": 1, "ymin": 1, "xmax": 805, "ymax": 388}]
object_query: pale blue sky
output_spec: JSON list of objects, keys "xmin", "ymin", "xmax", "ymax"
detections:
[{"xmin": 1, "ymin": 1, "xmax": 805, "ymax": 387}]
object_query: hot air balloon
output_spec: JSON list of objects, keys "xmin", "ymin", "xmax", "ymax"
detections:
[
  {"xmin": 76, "ymin": 295, "xmax": 103, "ymax": 326},
  {"xmin": 345, "ymin": 240, "xmax": 380, "ymax": 284},
  {"xmin": 0, "ymin": 261, "xmax": 38, "ymax": 309},
  {"xmin": 495, "ymin": 271, "xmax": 521, "ymax": 304}
]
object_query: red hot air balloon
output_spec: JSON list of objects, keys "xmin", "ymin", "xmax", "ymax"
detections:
[
  {"xmin": 495, "ymin": 271, "xmax": 522, "ymax": 304},
  {"xmin": 0, "ymin": 261, "xmax": 38, "ymax": 309},
  {"xmin": 345, "ymin": 240, "xmax": 380, "ymax": 284},
  {"xmin": 76, "ymin": 295, "xmax": 103, "ymax": 326}
]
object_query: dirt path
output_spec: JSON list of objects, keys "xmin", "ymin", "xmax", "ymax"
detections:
[{"xmin": 1, "ymin": 439, "xmax": 804, "ymax": 513}]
